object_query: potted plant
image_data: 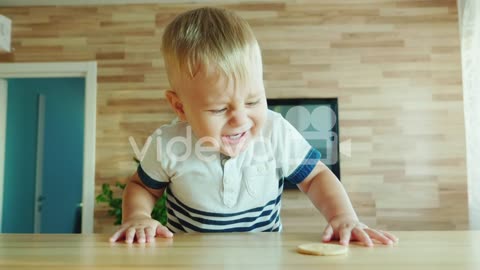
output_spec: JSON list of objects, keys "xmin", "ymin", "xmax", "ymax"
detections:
[
  {"xmin": 96, "ymin": 182, "xmax": 167, "ymax": 225},
  {"xmin": 96, "ymin": 158, "xmax": 167, "ymax": 225}
]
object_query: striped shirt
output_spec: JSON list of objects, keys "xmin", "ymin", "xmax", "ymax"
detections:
[{"xmin": 138, "ymin": 110, "xmax": 321, "ymax": 233}]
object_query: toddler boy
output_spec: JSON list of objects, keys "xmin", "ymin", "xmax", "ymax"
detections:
[{"xmin": 110, "ymin": 7, "xmax": 398, "ymax": 246}]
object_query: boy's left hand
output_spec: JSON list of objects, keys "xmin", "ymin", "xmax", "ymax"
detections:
[{"xmin": 322, "ymin": 214, "xmax": 399, "ymax": 247}]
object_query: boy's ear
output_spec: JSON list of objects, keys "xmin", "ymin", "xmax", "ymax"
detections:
[{"xmin": 165, "ymin": 90, "xmax": 187, "ymax": 121}]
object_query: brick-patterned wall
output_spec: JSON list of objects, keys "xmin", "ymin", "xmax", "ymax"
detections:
[{"xmin": 0, "ymin": 0, "xmax": 468, "ymax": 233}]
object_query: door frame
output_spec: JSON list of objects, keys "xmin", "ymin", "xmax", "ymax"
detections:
[{"xmin": 0, "ymin": 62, "xmax": 97, "ymax": 233}]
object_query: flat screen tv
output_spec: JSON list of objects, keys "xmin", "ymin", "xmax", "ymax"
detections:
[{"xmin": 268, "ymin": 98, "xmax": 341, "ymax": 189}]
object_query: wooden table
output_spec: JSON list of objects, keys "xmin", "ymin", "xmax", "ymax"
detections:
[{"xmin": 0, "ymin": 231, "xmax": 479, "ymax": 269}]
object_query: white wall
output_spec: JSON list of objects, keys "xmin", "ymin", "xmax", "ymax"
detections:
[{"xmin": 459, "ymin": 0, "xmax": 480, "ymax": 230}]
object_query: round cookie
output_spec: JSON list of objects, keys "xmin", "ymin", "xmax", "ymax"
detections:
[{"xmin": 297, "ymin": 243, "xmax": 348, "ymax": 256}]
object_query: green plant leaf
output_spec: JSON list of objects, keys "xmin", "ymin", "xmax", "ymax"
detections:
[
  {"xmin": 96, "ymin": 181, "xmax": 167, "ymax": 226},
  {"xmin": 110, "ymin": 198, "xmax": 122, "ymax": 209},
  {"xmin": 115, "ymin": 182, "xmax": 126, "ymax": 190},
  {"xmin": 96, "ymin": 194, "xmax": 108, "ymax": 203}
]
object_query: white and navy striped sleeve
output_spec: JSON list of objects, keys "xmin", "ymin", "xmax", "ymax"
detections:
[
  {"xmin": 137, "ymin": 130, "xmax": 169, "ymax": 190},
  {"xmin": 272, "ymin": 114, "xmax": 322, "ymax": 185}
]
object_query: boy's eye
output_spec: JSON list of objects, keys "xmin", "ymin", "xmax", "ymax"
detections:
[
  {"xmin": 209, "ymin": 108, "xmax": 227, "ymax": 114},
  {"xmin": 246, "ymin": 99, "xmax": 261, "ymax": 106}
]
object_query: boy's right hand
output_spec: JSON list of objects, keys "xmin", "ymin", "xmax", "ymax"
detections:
[{"xmin": 109, "ymin": 215, "xmax": 173, "ymax": 243}]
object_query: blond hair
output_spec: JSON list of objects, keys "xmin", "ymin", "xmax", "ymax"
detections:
[{"xmin": 161, "ymin": 7, "xmax": 261, "ymax": 88}]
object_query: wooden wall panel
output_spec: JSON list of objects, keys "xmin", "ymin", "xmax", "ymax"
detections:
[{"xmin": 0, "ymin": 0, "xmax": 467, "ymax": 233}]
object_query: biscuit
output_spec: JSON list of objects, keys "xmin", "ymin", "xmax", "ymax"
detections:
[{"xmin": 296, "ymin": 243, "xmax": 348, "ymax": 256}]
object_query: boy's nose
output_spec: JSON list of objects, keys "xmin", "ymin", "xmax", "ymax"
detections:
[{"xmin": 229, "ymin": 109, "xmax": 249, "ymax": 128}]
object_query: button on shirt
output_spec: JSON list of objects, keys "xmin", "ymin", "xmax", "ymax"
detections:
[{"xmin": 137, "ymin": 110, "xmax": 321, "ymax": 233}]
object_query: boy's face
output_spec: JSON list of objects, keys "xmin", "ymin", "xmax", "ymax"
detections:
[{"xmin": 167, "ymin": 64, "xmax": 267, "ymax": 157}]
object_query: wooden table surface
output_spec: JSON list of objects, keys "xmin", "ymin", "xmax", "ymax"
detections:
[{"xmin": 0, "ymin": 231, "xmax": 479, "ymax": 270}]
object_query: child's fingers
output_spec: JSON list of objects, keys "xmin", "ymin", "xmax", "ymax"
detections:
[
  {"xmin": 125, "ymin": 227, "xmax": 136, "ymax": 244},
  {"xmin": 352, "ymin": 227, "xmax": 373, "ymax": 247},
  {"xmin": 322, "ymin": 224, "xmax": 334, "ymax": 242},
  {"xmin": 339, "ymin": 226, "xmax": 352, "ymax": 246},
  {"xmin": 136, "ymin": 228, "xmax": 146, "ymax": 243},
  {"xmin": 379, "ymin": 230, "xmax": 399, "ymax": 243},
  {"xmin": 109, "ymin": 226, "xmax": 128, "ymax": 243},
  {"xmin": 145, "ymin": 226, "xmax": 156, "ymax": 242},
  {"xmin": 156, "ymin": 225, "xmax": 174, "ymax": 238},
  {"xmin": 364, "ymin": 228, "xmax": 392, "ymax": 245}
]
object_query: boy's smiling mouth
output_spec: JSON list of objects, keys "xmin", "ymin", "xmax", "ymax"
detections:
[
  {"xmin": 227, "ymin": 132, "xmax": 244, "ymax": 139},
  {"xmin": 221, "ymin": 131, "xmax": 248, "ymax": 145}
]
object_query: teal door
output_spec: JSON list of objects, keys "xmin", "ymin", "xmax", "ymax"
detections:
[{"xmin": 2, "ymin": 78, "xmax": 85, "ymax": 233}]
